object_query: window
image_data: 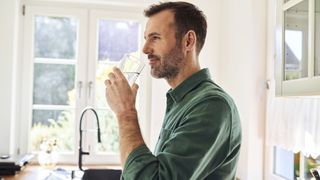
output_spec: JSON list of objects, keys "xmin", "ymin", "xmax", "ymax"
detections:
[
  {"xmin": 274, "ymin": 146, "xmax": 295, "ymax": 179},
  {"xmin": 31, "ymin": 15, "xmax": 78, "ymax": 153},
  {"xmin": 276, "ymin": 0, "xmax": 320, "ymax": 96},
  {"xmin": 92, "ymin": 14, "xmax": 142, "ymax": 154},
  {"xmin": 274, "ymin": 146, "xmax": 320, "ymax": 180},
  {"xmin": 20, "ymin": 4, "xmax": 147, "ymax": 164},
  {"xmin": 269, "ymin": 1, "xmax": 320, "ymax": 179}
]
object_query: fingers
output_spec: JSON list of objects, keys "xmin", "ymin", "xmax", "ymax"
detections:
[
  {"xmin": 106, "ymin": 67, "xmax": 127, "ymax": 84},
  {"xmin": 113, "ymin": 67, "xmax": 126, "ymax": 80},
  {"xmin": 104, "ymin": 79, "xmax": 111, "ymax": 87},
  {"xmin": 108, "ymin": 72, "xmax": 116, "ymax": 82},
  {"xmin": 131, "ymin": 83, "xmax": 139, "ymax": 97}
]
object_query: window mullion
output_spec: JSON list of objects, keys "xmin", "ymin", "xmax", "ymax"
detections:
[
  {"xmin": 34, "ymin": 58, "xmax": 77, "ymax": 65},
  {"xmin": 32, "ymin": 104, "xmax": 75, "ymax": 110},
  {"xmin": 299, "ymin": 152, "xmax": 306, "ymax": 179},
  {"xmin": 275, "ymin": 0, "xmax": 284, "ymax": 95},
  {"xmin": 308, "ymin": 0, "xmax": 315, "ymax": 77}
]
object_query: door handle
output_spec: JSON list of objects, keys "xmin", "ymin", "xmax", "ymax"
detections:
[
  {"xmin": 88, "ymin": 81, "xmax": 93, "ymax": 99},
  {"xmin": 77, "ymin": 81, "xmax": 83, "ymax": 99}
]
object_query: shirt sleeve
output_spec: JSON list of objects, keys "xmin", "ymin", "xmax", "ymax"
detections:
[{"xmin": 121, "ymin": 97, "xmax": 232, "ymax": 180}]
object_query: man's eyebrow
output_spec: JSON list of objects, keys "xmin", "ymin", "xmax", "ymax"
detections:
[{"xmin": 144, "ymin": 32, "xmax": 161, "ymax": 39}]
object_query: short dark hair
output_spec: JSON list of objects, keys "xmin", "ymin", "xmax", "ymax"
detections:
[{"xmin": 144, "ymin": 1, "xmax": 207, "ymax": 55}]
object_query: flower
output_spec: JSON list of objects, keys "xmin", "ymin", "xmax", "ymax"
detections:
[{"xmin": 39, "ymin": 137, "xmax": 57, "ymax": 153}]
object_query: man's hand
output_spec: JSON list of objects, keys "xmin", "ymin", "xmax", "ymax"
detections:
[
  {"xmin": 104, "ymin": 67, "xmax": 139, "ymax": 116},
  {"xmin": 104, "ymin": 67, "xmax": 145, "ymax": 167}
]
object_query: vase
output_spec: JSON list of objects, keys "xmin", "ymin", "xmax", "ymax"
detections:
[{"xmin": 37, "ymin": 151, "xmax": 58, "ymax": 169}]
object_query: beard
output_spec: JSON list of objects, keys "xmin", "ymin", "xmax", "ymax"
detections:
[{"xmin": 149, "ymin": 45, "xmax": 185, "ymax": 80}]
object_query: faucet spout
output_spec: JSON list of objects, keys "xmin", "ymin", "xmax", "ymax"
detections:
[{"xmin": 78, "ymin": 107, "xmax": 102, "ymax": 171}]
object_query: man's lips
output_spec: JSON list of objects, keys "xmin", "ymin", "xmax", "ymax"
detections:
[
  {"xmin": 149, "ymin": 58, "xmax": 158, "ymax": 63},
  {"xmin": 149, "ymin": 61, "xmax": 158, "ymax": 67},
  {"xmin": 148, "ymin": 56, "xmax": 160, "ymax": 65}
]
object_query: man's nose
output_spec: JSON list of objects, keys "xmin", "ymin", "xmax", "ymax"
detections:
[{"xmin": 142, "ymin": 42, "xmax": 151, "ymax": 55}]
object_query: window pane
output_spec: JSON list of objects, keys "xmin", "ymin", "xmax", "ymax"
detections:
[
  {"xmin": 94, "ymin": 19, "xmax": 141, "ymax": 154},
  {"xmin": 33, "ymin": 63, "xmax": 75, "ymax": 105},
  {"xmin": 284, "ymin": 0, "xmax": 308, "ymax": 80},
  {"xmin": 315, "ymin": 0, "xmax": 320, "ymax": 76},
  {"xmin": 274, "ymin": 146, "xmax": 296, "ymax": 180},
  {"xmin": 30, "ymin": 109, "xmax": 75, "ymax": 152},
  {"xmin": 34, "ymin": 15, "xmax": 77, "ymax": 59},
  {"xmin": 98, "ymin": 19, "xmax": 140, "ymax": 62},
  {"xmin": 95, "ymin": 109, "xmax": 119, "ymax": 153},
  {"xmin": 95, "ymin": 62, "xmax": 117, "ymax": 108},
  {"xmin": 95, "ymin": 19, "xmax": 141, "ymax": 107}
]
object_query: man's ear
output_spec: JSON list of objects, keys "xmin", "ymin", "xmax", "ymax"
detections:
[{"xmin": 183, "ymin": 30, "xmax": 197, "ymax": 52}]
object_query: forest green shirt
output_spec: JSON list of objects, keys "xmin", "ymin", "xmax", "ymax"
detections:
[{"xmin": 122, "ymin": 69, "xmax": 241, "ymax": 180}]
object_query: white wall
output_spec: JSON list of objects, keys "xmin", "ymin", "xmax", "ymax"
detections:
[
  {"xmin": 0, "ymin": 0, "xmax": 19, "ymax": 154},
  {"xmin": 218, "ymin": 0, "xmax": 267, "ymax": 179},
  {"xmin": 195, "ymin": 0, "xmax": 222, "ymax": 79}
]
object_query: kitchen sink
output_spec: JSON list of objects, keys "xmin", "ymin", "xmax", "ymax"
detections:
[
  {"xmin": 44, "ymin": 168, "xmax": 121, "ymax": 180},
  {"xmin": 82, "ymin": 169, "xmax": 122, "ymax": 180}
]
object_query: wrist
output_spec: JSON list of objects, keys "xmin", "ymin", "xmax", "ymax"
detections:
[{"xmin": 117, "ymin": 109, "xmax": 137, "ymax": 120}]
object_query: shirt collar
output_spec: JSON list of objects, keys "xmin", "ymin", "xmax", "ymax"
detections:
[{"xmin": 167, "ymin": 68, "xmax": 212, "ymax": 103}]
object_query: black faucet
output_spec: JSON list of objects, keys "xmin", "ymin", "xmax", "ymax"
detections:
[{"xmin": 78, "ymin": 107, "xmax": 102, "ymax": 171}]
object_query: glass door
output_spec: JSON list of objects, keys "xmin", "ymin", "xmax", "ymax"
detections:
[
  {"xmin": 31, "ymin": 15, "xmax": 78, "ymax": 153},
  {"xmin": 22, "ymin": 6, "xmax": 89, "ymax": 163},
  {"xmin": 84, "ymin": 10, "xmax": 145, "ymax": 164},
  {"xmin": 21, "ymin": 5, "xmax": 146, "ymax": 164}
]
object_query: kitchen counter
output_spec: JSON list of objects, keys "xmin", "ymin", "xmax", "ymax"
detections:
[{"xmin": 1, "ymin": 165, "xmax": 121, "ymax": 180}]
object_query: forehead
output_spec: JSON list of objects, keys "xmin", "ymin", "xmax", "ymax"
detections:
[{"xmin": 144, "ymin": 10, "xmax": 176, "ymax": 37}]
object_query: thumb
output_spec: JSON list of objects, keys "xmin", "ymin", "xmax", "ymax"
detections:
[{"xmin": 131, "ymin": 83, "xmax": 139, "ymax": 97}]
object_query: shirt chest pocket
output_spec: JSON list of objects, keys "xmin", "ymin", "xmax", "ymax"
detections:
[{"xmin": 154, "ymin": 129, "xmax": 173, "ymax": 155}]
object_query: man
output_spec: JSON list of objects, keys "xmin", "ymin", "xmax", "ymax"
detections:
[{"xmin": 105, "ymin": 1, "xmax": 241, "ymax": 179}]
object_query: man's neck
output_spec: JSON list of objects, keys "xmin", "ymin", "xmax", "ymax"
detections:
[{"xmin": 167, "ymin": 64, "xmax": 200, "ymax": 89}]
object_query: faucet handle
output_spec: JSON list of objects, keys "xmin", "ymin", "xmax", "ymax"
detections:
[{"xmin": 82, "ymin": 151, "xmax": 90, "ymax": 155}]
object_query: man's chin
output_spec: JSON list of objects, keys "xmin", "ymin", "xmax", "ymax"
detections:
[
  {"xmin": 150, "ymin": 73, "xmax": 161, "ymax": 79},
  {"xmin": 150, "ymin": 70, "xmax": 162, "ymax": 79}
]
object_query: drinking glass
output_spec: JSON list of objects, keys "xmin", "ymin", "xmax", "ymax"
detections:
[{"xmin": 118, "ymin": 54, "xmax": 145, "ymax": 85}]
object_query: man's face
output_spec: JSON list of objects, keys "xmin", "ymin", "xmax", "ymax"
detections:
[{"xmin": 143, "ymin": 10, "xmax": 185, "ymax": 80}]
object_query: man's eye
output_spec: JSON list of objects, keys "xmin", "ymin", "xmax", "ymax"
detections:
[{"xmin": 152, "ymin": 36, "xmax": 160, "ymax": 40}]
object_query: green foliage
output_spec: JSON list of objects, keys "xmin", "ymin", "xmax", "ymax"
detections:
[
  {"xmin": 31, "ymin": 111, "xmax": 74, "ymax": 152},
  {"xmin": 294, "ymin": 152, "xmax": 320, "ymax": 179},
  {"xmin": 97, "ymin": 110, "xmax": 119, "ymax": 153},
  {"xmin": 34, "ymin": 16, "xmax": 77, "ymax": 59},
  {"xmin": 33, "ymin": 64, "xmax": 75, "ymax": 109},
  {"xmin": 95, "ymin": 63, "xmax": 120, "ymax": 152},
  {"xmin": 285, "ymin": 71, "xmax": 300, "ymax": 80}
]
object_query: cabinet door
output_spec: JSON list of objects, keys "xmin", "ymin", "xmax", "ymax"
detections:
[{"xmin": 284, "ymin": 0, "xmax": 308, "ymax": 80}]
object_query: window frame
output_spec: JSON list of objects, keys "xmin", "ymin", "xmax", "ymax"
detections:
[
  {"xmin": 276, "ymin": 0, "xmax": 320, "ymax": 96},
  {"xmin": 19, "ymin": 1, "xmax": 150, "ymax": 165},
  {"xmin": 20, "ymin": 4, "xmax": 89, "ymax": 164}
]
